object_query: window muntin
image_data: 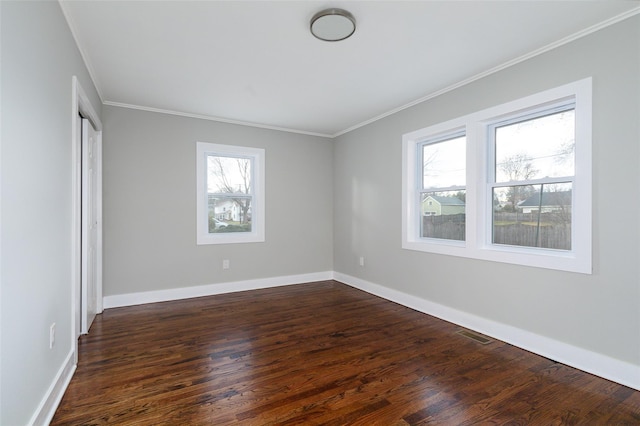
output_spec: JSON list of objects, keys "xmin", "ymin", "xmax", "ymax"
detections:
[
  {"xmin": 196, "ymin": 142, "xmax": 265, "ymax": 245},
  {"xmin": 489, "ymin": 104, "xmax": 575, "ymax": 251},
  {"xmin": 402, "ymin": 78, "xmax": 591, "ymax": 273}
]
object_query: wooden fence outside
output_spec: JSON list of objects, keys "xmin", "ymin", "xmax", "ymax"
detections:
[
  {"xmin": 422, "ymin": 214, "xmax": 465, "ymax": 241},
  {"xmin": 422, "ymin": 212, "xmax": 571, "ymax": 249}
]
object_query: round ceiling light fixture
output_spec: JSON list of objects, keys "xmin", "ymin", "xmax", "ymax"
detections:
[{"xmin": 310, "ymin": 8, "xmax": 356, "ymax": 42}]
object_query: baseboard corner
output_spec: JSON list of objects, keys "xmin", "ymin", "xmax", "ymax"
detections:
[
  {"xmin": 103, "ymin": 270, "xmax": 334, "ymax": 309},
  {"xmin": 334, "ymin": 271, "xmax": 640, "ymax": 391}
]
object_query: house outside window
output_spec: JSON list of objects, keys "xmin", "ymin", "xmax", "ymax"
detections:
[
  {"xmin": 402, "ymin": 78, "xmax": 592, "ymax": 273},
  {"xmin": 419, "ymin": 132, "xmax": 466, "ymax": 241},
  {"xmin": 490, "ymin": 106, "xmax": 575, "ymax": 251},
  {"xmin": 196, "ymin": 142, "xmax": 265, "ymax": 245}
]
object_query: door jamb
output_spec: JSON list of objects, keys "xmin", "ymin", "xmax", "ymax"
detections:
[{"xmin": 71, "ymin": 76, "xmax": 102, "ymax": 362}]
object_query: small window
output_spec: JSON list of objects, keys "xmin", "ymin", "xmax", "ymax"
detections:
[{"xmin": 196, "ymin": 142, "xmax": 265, "ymax": 245}]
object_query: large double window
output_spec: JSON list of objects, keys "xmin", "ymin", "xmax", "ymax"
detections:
[
  {"xmin": 402, "ymin": 79, "xmax": 592, "ymax": 273},
  {"xmin": 196, "ymin": 142, "xmax": 265, "ymax": 245}
]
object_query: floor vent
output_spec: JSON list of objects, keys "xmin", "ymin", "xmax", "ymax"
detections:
[{"xmin": 456, "ymin": 329, "xmax": 493, "ymax": 345}]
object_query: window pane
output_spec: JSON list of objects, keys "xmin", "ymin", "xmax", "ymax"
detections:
[
  {"xmin": 493, "ymin": 183, "xmax": 571, "ymax": 250},
  {"xmin": 197, "ymin": 142, "xmax": 265, "ymax": 245},
  {"xmin": 495, "ymin": 109, "xmax": 574, "ymax": 183},
  {"xmin": 208, "ymin": 196, "xmax": 252, "ymax": 233},
  {"xmin": 422, "ymin": 135, "xmax": 466, "ymax": 189},
  {"xmin": 206, "ymin": 154, "xmax": 253, "ymax": 234},
  {"xmin": 207, "ymin": 155, "xmax": 252, "ymax": 194},
  {"xmin": 421, "ymin": 190, "xmax": 465, "ymax": 241}
]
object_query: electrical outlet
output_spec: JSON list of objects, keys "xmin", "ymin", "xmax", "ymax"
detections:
[
  {"xmin": 222, "ymin": 259, "xmax": 230, "ymax": 270},
  {"xmin": 359, "ymin": 256, "xmax": 365, "ymax": 267},
  {"xmin": 49, "ymin": 323, "xmax": 56, "ymax": 349}
]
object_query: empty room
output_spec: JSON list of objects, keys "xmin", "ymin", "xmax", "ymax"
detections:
[{"xmin": 1, "ymin": 1, "xmax": 639, "ymax": 424}]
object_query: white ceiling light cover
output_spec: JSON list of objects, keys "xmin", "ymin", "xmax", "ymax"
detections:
[{"xmin": 310, "ymin": 8, "xmax": 356, "ymax": 42}]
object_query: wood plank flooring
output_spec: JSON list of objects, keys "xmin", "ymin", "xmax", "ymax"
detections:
[{"xmin": 51, "ymin": 281, "xmax": 640, "ymax": 425}]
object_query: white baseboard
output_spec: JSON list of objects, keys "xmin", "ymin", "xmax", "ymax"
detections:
[
  {"xmin": 26, "ymin": 272, "xmax": 331, "ymax": 425},
  {"xmin": 33, "ymin": 271, "xmax": 636, "ymax": 426},
  {"xmin": 103, "ymin": 271, "xmax": 334, "ymax": 309},
  {"xmin": 102, "ymin": 270, "xmax": 639, "ymax": 391},
  {"xmin": 28, "ymin": 348, "xmax": 76, "ymax": 426},
  {"xmin": 334, "ymin": 272, "xmax": 640, "ymax": 391}
]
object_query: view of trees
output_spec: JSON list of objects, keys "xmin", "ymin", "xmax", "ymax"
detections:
[
  {"xmin": 207, "ymin": 155, "xmax": 253, "ymax": 232},
  {"xmin": 421, "ymin": 150, "xmax": 573, "ymax": 249},
  {"xmin": 496, "ymin": 153, "xmax": 538, "ymax": 212}
]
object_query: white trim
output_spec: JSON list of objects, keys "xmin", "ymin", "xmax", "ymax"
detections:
[
  {"xmin": 0, "ymin": 3, "xmax": 3, "ymax": 414},
  {"xmin": 402, "ymin": 78, "xmax": 592, "ymax": 274},
  {"xmin": 100, "ymin": 271, "xmax": 640, "ymax": 390},
  {"xmin": 58, "ymin": 1, "xmax": 105, "ymax": 102},
  {"xmin": 27, "ymin": 349, "xmax": 76, "ymax": 426},
  {"xmin": 71, "ymin": 76, "xmax": 103, "ymax": 355},
  {"xmin": 333, "ymin": 6, "xmax": 640, "ymax": 138},
  {"xmin": 196, "ymin": 142, "xmax": 265, "ymax": 245},
  {"xmin": 334, "ymin": 272, "xmax": 640, "ymax": 391},
  {"xmin": 64, "ymin": 5, "xmax": 638, "ymax": 140},
  {"xmin": 102, "ymin": 271, "xmax": 333, "ymax": 309},
  {"xmin": 104, "ymin": 101, "xmax": 333, "ymax": 139},
  {"xmin": 96, "ymin": 130, "xmax": 104, "ymax": 313}
]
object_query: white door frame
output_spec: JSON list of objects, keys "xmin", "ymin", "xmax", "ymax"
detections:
[
  {"xmin": 81, "ymin": 118, "xmax": 99, "ymax": 334},
  {"xmin": 71, "ymin": 76, "xmax": 103, "ymax": 361}
]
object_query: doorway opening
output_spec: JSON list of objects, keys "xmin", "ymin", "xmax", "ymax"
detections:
[{"xmin": 72, "ymin": 76, "xmax": 103, "ymax": 362}]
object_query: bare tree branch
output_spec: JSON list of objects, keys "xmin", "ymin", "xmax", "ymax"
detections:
[{"xmin": 208, "ymin": 156, "xmax": 252, "ymax": 225}]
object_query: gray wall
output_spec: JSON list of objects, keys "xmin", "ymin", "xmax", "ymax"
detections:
[
  {"xmin": 333, "ymin": 15, "xmax": 640, "ymax": 366},
  {"xmin": 102, "ymin": 106, "xmax": 333, "ymax": 296},
  {"xmin": 0, "ymin": 2, "xmax": 102, "ymax": 424},
  {"xmin": 2, "ymin": 3, "xmax": 637, "ymax": 423}
]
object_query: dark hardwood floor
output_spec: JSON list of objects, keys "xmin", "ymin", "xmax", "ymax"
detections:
[{"xmin": 52, "ymin": 281, "xmax": 640, "ymax": 425}]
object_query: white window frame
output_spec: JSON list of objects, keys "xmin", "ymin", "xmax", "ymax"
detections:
[
  {"xmin": 402, "ymin": 78, "xmax": 592, "ymax": 273},
  {"xmin": 196, "ymin": 142, "xmax": 265, "ymax": 245},
  {"xmin": 416, "ymin": 129, "xmax": 467, "ymax": 244}
]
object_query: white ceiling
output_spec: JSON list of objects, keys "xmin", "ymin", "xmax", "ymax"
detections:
[{"xmin": 60, "ymin": 1, "xmax": 640, "ymax": 138}]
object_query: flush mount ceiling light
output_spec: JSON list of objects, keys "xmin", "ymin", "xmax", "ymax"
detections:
[{"xmin": 310, "ymin": 8, "xmax": 356, "ymax": 42}]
